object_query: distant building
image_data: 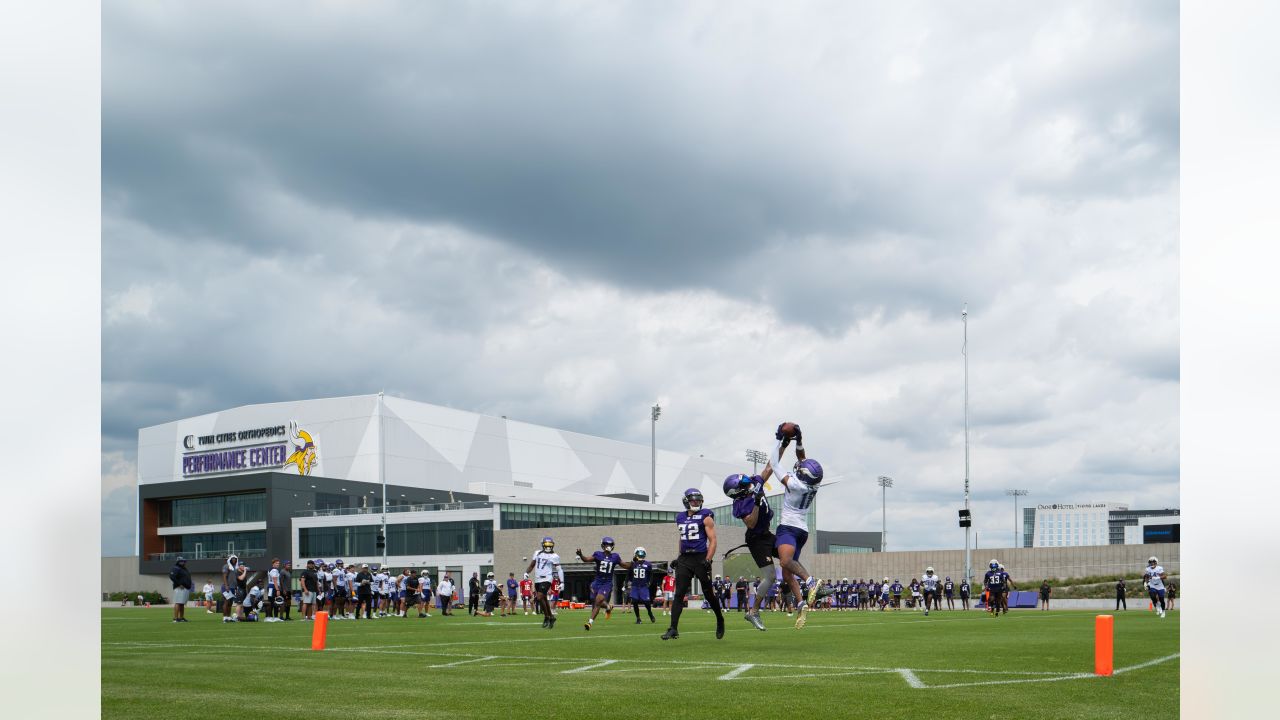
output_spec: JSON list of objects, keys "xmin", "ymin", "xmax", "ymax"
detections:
[{"xmin": 1022, "ymin": 503, "xmax": 1180, "ymax": 547}]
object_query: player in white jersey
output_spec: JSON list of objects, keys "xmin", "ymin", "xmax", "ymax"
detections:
[
  {"xmin": 921, "ymin": 568, "xmax": 941, "ymax": 616},
  {"xmin": 1143, "ymin": 556, "xmax": 1169, "ymax": 618},
  {"xmin": 761, "ymin": 422, "xmax": 831, "ymax": 629},
  {"xmin": 345, "ymin": 568, "xmax": 358, "ymax": 618},
  {"xmin": 265, "ymin": 559, "xmax": 284, "ymax": 622},
  {"xmin": 202, "ymin": 582, "xmax": 214, "ymax": 613},
  {"xmin": 374, "ymin": 570, "xmax": 389, "ymax": 616},
  {"xmin": 396, "ymin": 571, "xmax": 409, "ymax": 616},
  {"xmin": 419, "ymin": 570, "xmax": 432, "ymax": 617},
  {"xmin": 525, "ymin": 536, "xmax": 565, "ymax": 629},
  {"xmin": 475, "ymin": 572, "xmax": 500, "ymax": 617}
]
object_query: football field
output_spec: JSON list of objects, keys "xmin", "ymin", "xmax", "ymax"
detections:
[{"xmin": 103, "ymin": 606, "xmax": 1178, "ymax": 719}]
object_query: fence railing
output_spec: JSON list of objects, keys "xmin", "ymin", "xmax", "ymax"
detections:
[
  {"xmin": 146, "ymin": 548, "xmax": 266, "ymax": 561},
  {"xmin": 293, "ymin": 500, "xmax": 494, "ymax": 518}
]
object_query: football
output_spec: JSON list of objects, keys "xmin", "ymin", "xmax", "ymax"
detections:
[{"xmin": 778, "ymin": 422, "xmax": 799, "ymax": 438}]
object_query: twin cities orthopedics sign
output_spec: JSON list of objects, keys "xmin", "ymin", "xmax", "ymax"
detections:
[{"xmin": 181, "ymin": 424, "xmax": 296, "ymax": 477}]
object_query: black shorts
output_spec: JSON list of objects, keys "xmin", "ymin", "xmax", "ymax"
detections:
[
  {"xmin": 484, "ymin": 593, "xmax": 499, "ymax": 612},
  {"xmin": 535, "ymin": 581, "xmax": 552, "ymax": 595},
  {"xmin": 747, "ymin": 531, "xmax": 778, "ymax": 568}
]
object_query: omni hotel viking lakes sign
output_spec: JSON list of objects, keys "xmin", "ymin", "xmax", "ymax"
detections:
[{"xmin": 181, "ymin": 422, "xmax": 318, "ymax": 477}]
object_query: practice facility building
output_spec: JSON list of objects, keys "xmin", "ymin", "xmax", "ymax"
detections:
[{"xmin": 135, "ymin": 393, "xmax": 743, "ymax": 584}]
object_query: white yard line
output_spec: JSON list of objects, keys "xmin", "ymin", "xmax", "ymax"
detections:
[
  {"xmin": 561, "ymin": 659, "xmax": 618, "ymax": 674},
  {"xmin": 1113, "ymin": 653, "xmax": 1181, "ymax": 674},
  {"xmin": 428, "ymin": 655, "xmax": 496, "ymax": 668},
  {"xmin": 717, "ymin": 664, "xmax": 754, "ymax": 680},
  {"xmin": 898, "ymin": 669, "xmax": 926, "ymax": 689}
]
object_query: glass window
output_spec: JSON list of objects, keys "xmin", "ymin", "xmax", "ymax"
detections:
[{"xmin": 163, "ymin": 492, "xmax": 266, "ymax": 527}]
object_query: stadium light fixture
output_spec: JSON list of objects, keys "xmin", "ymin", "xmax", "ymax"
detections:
[
  {"xmin": 877, "ymin": 476, "xmax": 893, "ymax": 552},
  {"xmin": 746, "ymin": 448, "xmax": 768, "ymax": 474},
  {"xmin": 1006, "ymin": 489, "xmax": 1029, "ymax": 548}
]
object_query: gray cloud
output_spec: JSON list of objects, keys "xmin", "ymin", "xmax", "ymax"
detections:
[{"xmin": 102, "ymin": 1, "xmax": 1178, "ymax": 553}]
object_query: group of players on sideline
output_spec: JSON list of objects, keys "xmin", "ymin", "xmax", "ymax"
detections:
[{"xmin": 163, "ymin": 422, "xmax": 1177, "ymax": 631}]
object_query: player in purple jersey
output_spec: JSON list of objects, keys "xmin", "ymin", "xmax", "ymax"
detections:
[
  {"xmin": 724, "ymin": 472, "xmax": 779, "ymax": 630},
  {"xmin": 662, "ymin": 488, "xmax": 726, "ymax": 640},
  {"xmin": 982, "ymin": 560, "xmax": 1009, "ymax": 616},
  {"xmin": 575, "ymin": 536, "xmax": 630, "ymax": 631},
  {"xmin": 627, "ymin": 547, "xmax": 656, "ymax": 623}
]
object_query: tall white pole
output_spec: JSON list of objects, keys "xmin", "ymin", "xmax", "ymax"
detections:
[
  {"xmin": 877, "ymin": 476, "xmax": 893, "ymax": 552},
  {"xmin": 378, "ymin": 391, "xmax": 387, "ymax": 568},
  {"xmin": 963, "ymin": 305, "xmax": 971, "ymax": 582},
  {"xmin": 650, "ymin": 404, "xmax": 661, "ymax": 504}
]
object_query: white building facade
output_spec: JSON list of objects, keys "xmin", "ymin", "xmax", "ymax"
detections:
[{"xmin": 135, "ymin": 393, "xmax": 741, "ymax": 588}]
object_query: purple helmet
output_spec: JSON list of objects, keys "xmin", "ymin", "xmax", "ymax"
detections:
[
  {"xmin": 541, "ymin": 536, "xmax": 555, "ymax": 551},
  {"xmin": 794, "ymin": 458, "xmax": 824, "ymax": 485},
  {"xmin": 682, "ymin": 487, "xmax": 704, "ymax": 511},
  {"xmin": 723, "ymin": 473, "xmax": 753, "ymax": 498},
  {"xmin": 601, "ymin": 537, "xmax": 615, "ymax": 551}
]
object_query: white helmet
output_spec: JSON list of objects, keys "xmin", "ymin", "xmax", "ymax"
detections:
[
  {"xmin": 1148, "ymin": 556, "xmax": 1159, "ymax": 565},
  {"xmin": 926, "ymin": 567, "xmax": 934, "ymax": 574},
  {"xmin": 486, "ymin": 572, "xmax": 494, "ymax": 579}
]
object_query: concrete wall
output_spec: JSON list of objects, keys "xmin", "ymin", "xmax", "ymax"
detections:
[
  {"xmin": 495, "ymin": 523, "xmax": 1180, "ymax": 584},
  {"xmin": 807, "ymin": 542, "xmax": 1180, "ymax": 583},
  {"xmin": 102, "ymin": 556, "xmax": 227, "ymax": 600}
]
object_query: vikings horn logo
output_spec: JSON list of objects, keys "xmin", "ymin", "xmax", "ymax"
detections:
[{"xmin": 285, "ymin": 421, "xmax": 318, "ymax": 476}]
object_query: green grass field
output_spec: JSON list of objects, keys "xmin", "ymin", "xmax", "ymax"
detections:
[{"xmin": 103, "ymin": 605, "xmax": 1178, "ymax": 719}]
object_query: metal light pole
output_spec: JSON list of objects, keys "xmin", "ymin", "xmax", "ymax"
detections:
[
  {"xmin": 963, "ymin": 304, "xmax": 971, "ymax": 582},
  {"xmin": 1006, "ymin": 489, "xmax": 1029, "ymax": 548},
  {"xmin": 877, "ymin": 476, "xmax": 893, "ymax": 552},
  {"xmin": 650, "ymin": 404, "xmax": 662, "ymax": 504},
  {"xmin": 378, "ymin": 391, "xmax": 387, "ymax": 569},
  {"xmin": 746, "ymin": 449, "xmax": 768, "ymax": 475}
]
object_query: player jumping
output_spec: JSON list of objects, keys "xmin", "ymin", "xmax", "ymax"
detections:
[
  {"xmin": 760, "ymin": 422, "xmax": 831, "ymax": 629},
  {"xmin": 723, "ymin": 471, "xmax": 778, "ymax": 631}
]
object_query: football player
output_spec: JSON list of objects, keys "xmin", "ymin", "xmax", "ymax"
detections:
[
  {"xmin": 1143, "ymin": 556, "xmax": 1169, "ymax": 619},
  {"xmin": 943, "ymin": 576, "xmax": 955, "ymax": 610},
  {"xmin": 724, "ymin": 472, "xmax": 779, "ymax": 630},
  {"xmin": 519, "ymin": 573, "xmax": 533, "ymax": 615},
  {"xmin": 760, "ymin": 422, "xmax": 832, "ymax": 629},
  {"xmin": 983, "ymin": 560, "xmax": 1007, "ymax": 616},
  {"xmin": 525, "ymin": 537, "xmax": 564, "ymax": 629},
  {"xmin": 921, "ymin": 568, "xmax": 940, "ymax": 616},
  {"xmin": 662, "ymin": 488, "xmax": 726, "ymax": 640},
  {"xmin": 576, "ymin": 536, "xmax": 629, "ymax": 631},
  {"xmin": 628, "ymin": 547, "xmax": 656, "ymax": 623},
  {"xmin": 475, "ymin": 572, "xmax": 501, "ymax": 617}
]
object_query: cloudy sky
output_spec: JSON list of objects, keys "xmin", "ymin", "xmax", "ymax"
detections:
[{"xmin": 101, "ymin": 0, "xmax": 1178, "ymax": 556}]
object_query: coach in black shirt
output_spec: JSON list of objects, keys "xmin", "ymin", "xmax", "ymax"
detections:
[
  {"xmin": 300, "ymin": 560, "xmax": 319, "ymax": 620},
  {"xmin": 468, "ymin": 573, "xmax": 481, "ymax": 616},
  {"xmin": 355, "ymin": 564, "xmax": 374, "ymax": 619},
  {"xmin": 169, "ymin": 557, "xmax": 193, "ymax": 623}
]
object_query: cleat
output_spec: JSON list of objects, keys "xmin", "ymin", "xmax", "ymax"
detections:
[
  {"xmin": 548, "ymin": 616, "xmax": 557, "ymax": 629},
  {"xmin": 635, "ymin": 618, "xmax": 642, "ymax": 624},
  {"xmin": 584, "ymin": 622, "xmax": 591, "ymax": 631},
  {"xmin": 806, "ymin": 578, "xmax": 821, "ymax": 606},
  {"xmin": 746, "ymin": 612, "xmax": 766, "ymax": 631},
  {"xmin": 661, "ymin": 628, "xmax": 679, "ymax": 640},
  {"xmin": 716, "ymin": 616, "xmax": 725, "ymax": 639},
  {"xmin": 542, "ymin": 618, "xmax": 549, "ymax": 628},
  {"xmin": 795, "ymin": 602, "xmax": 809, "ymax": 629}
]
